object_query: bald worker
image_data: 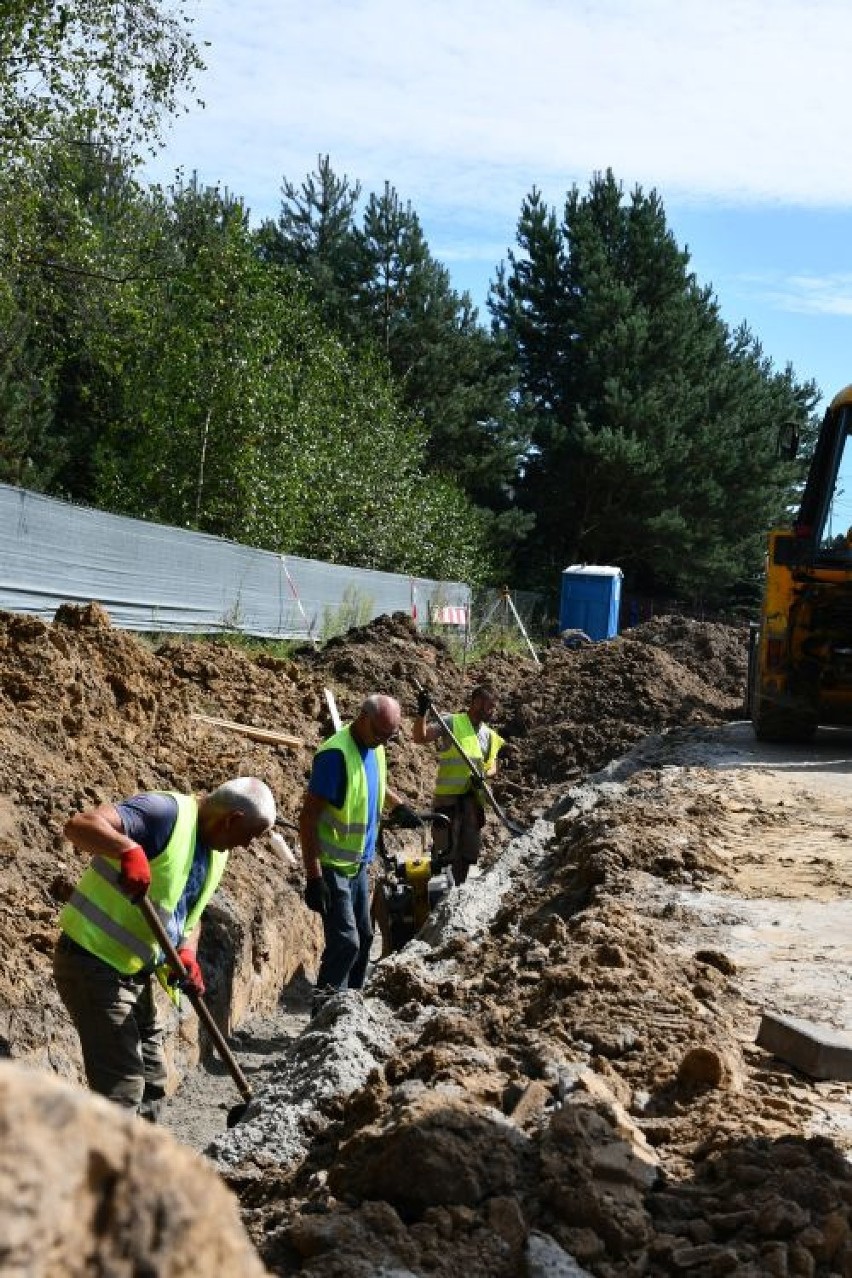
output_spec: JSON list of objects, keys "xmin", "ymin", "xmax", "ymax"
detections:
[
  {"xmin": 299, "ymin": 694, "xmax": 419, "ymax": 1015},
  {"xmin": 55, "ymin": 777, "xmax": 277, "ymax": 1120}
]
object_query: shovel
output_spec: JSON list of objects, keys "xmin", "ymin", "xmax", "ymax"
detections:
[
  {"xmin": 137, "ymin": 895, "xmax": 254, "ymax": 1127},
  {"xmin": 413, "ymin": 679, "xmax": 528, "ymax": 838},
  {"xmin": 324, "ymin": 686, "xmax": 343, "ymax": 731}
]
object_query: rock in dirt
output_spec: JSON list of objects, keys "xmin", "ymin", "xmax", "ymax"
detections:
[
  {"xmin": 0, "ymin": 1062, "xmax": 268, "ymax": 1276},
  {"xmin": 328, "ymin": 1085, "xmax": 527, "ymax": 1214}
]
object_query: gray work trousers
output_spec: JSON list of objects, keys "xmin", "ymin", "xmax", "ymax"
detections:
[
  {"xmin": 432, "ymin": 792, "xmax": 486, "ymax": 886},
  {"xmin": 53, "ymin": 933, "xmax": 168, "ymax": 1121},
  {"xmin": 315, "ymin": 862, "xmax": 372, "ymax": 995}
]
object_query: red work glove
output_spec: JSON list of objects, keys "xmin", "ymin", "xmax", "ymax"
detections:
[
  {"xmin": 119, "ymin": 843, "xmax": 151, "ymax": 901},
  {"xmin": 175, "ymin": 945, "xmax": 205, "ymax": 997}
]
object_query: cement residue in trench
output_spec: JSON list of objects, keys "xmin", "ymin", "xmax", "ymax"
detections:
[
  {"xmin": 208, "ymin": 817, "xmax": 555, "ymax": 1173},
  {"xmin": 207, "ymin": 994, "xmax": 398, "ymax": 1169}
]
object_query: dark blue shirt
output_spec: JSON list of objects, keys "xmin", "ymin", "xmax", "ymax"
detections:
[
  {"xmin": 116, "ymin": 793, "xmax": 210, "ymax": 947},
  {"xmin": 308, "ymin": 738, "xmax": 381, "ymax": 863}
]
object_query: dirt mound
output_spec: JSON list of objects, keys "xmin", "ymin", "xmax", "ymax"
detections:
[
  {"xmin": 494, "ymin": 628, "xmax": 744, "ymax": 808},
  {"xmin": 294, "ymin": 612, "xmax": 456, "ymax": 711},
  {"xmin": 626, "ymin": 614, "xmax": 748, "ymax": 700},
  {"xmin": 0, "ymin": 604, "xmax": 764, "ymax": 1275},
  {"xmin": 0, "ymin": 1062, "xmax": 268, "ymax": 1276}
]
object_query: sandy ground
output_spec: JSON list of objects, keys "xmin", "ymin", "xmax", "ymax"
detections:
[
  {"xmin": 638, "ymin": 722, "xmax": 852, "ymax": 1030},
  {"xmin": 633, "ymin": 722, "xmax": 852, "ymax": 1155},
  {"xmin": 165, "ymin": 722, "xmax": 852, "ymax": 1155}
]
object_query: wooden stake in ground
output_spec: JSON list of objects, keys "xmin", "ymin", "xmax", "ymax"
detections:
[
  {"xmin": 323, "ymin": 688, "xmax": 342, "ymax": 732},
  {"xmin": 190, "ymin": 713, "xmax": 302, "ymax": 748}
]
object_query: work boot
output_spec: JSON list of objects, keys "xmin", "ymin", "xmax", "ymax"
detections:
[{"xmin": 310, "ymin": 985, "xmax": 337, "ymax": 1020}]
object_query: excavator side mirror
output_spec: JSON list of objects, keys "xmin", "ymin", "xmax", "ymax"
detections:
[{"xmin": 776, "ymin": 420, "xmax": 800, "ymax": 461}]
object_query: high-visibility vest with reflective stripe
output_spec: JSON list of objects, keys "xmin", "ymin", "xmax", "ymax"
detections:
[
  {"xmin": 316, "ymin": 727, "xmax": 386, "ymax": 876},
  {"xmin": 59, "ymin": 794, "xmax": 228, "ymax": 975},
  {"xmin": 435, "ymin": 713, "xmax": 505, "ymax": 799}
]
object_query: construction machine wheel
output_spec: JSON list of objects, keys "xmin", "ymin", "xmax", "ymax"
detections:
[
  {"xmin": 748, "ymin": 627, "xmax": 817, "ymax": 741},
  {"xmin": 751, "ymin": 694, "xmax": 817, "ymax": 742}
]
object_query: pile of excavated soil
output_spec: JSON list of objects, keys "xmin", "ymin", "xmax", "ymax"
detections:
[
  {"xmin": 492, "ymin": 620, "xmax": 745, "ymax": 811},
  {"xmin": 0, "ymin": 606, "xmax": 745, "ymax": 1075},
  {"xmin": 0, "ymin": 603, "xmax": 759, "ymax": 1275},
  {"xmin": 626, "ymin": 614, "xmax": 748, "ymax": 700},
  {"xmin": 222, "ymin": 754, "xmax": 852, "ymax": 1278}
]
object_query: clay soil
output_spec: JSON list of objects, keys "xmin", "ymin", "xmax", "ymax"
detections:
[{"xmin": 8, "ymin": 605, "xmax": 852, "ymax": 1275}]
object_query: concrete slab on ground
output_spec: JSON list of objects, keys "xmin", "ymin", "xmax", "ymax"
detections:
[{"xmin": 757, "ymin": 1010, "xmax": 852, "ymax": 1081}]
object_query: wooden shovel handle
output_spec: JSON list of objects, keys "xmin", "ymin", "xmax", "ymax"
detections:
[{"xmin": 137, "ymin": 896, "xmax": 253, "ymax": 1104}]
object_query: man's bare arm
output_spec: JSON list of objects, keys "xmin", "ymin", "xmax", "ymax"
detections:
[
  {"xmin": 298, "ymin": 791, "xmax": 326, "ymax": 881},
  {"xmin": 64, "ymin": 804, "xmax": 135, "ymax": 859}
]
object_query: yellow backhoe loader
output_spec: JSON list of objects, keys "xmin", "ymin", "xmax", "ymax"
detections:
[{"xmin": 749, "ymin": 384, "xmax": 852, "ymax": 740}]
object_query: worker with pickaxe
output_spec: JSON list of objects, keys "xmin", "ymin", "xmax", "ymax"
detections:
[
  {"xmin": 412, "ymin": 683, "xmax": 506, "ymax": 884},
  {"xmin": 54, "ymin": 778, "xmax": 277, "ymax": 1122}
]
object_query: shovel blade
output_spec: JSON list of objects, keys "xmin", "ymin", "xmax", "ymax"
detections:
[{"xmin": 226, "ymin": 1100, "xmax": 251, "ymax": 1128}]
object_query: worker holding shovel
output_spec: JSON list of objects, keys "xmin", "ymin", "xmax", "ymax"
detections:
[
  {"xmin": 299, "ymin": 693, "xmax": 420, "ymax": 1017},
  {"xmin": 412, "ymin": 683, "xmax": 506, "ymax": 885},
  {"xmin": 54, "ymin": 777, "xmax": 276, "ymax": 1122}
]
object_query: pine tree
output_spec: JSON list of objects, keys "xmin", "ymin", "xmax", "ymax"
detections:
[
  {"xmin": 263, "ymin": 162, "xmax": 527, "ymax": 569},
  {"xmin": 256, "ymin": 154, "xmax": 365, "ymax": 335},
  {"xmin": 491, "ymin": 170, "xmax": 818, "ymax": 603}
]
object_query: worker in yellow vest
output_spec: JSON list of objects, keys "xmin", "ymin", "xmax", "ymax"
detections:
[
  {"xmin": 412, "ymin": 684, "xmax": 505, "ymax": 884},
  {"xmin": 299, "ymin": 693, "xmax": 419, "ymax": 1017},
  {"xmin": 54, "ymin": 777, "xmax": 277, "ymax": 1121}
]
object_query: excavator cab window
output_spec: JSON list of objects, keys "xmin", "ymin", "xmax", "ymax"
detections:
[
  {"xmin": 794, "ymin": 400, "xmax": 852, "ymax": 558},
  {"xmin": 817, "ymin": 417, "xmax": 852, "ymax": 554}
]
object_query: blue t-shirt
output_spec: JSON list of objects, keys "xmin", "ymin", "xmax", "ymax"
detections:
[
  {"xmin": 116, "ymin": 793, "xmax": 210, "ymax": 947},
  {"xmin": 308, "ymin": 740, "xmax": 381, "ymax": 863}
]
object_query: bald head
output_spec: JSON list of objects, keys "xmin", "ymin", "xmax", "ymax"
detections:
[
  {"xmin": 198, "ymin": 777, "xmax": 276, "ymax": 849},
  {"xmin": 352, "ymin": 694, "xmax": 401, "ymax": 749}
]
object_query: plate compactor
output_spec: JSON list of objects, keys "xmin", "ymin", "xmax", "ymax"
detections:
[{"xmin": 371, "ymin": 811, "xmax": 454, "ymax": 957}]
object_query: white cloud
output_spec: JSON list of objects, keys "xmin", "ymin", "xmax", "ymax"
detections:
[
  {"xmin": 742, "ymin": 272, "xmax": 852, "ymax": 317},
  {"xmin": 149, "ymin": 0, "xmax": 852, "ymax": 223}
]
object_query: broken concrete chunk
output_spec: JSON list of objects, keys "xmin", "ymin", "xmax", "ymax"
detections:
[
  {"xmin": 525, "ymin": 1230, "xmax": 594, "ymax": 1277},
  {"xmin": 756, "ymin": 1011, "xmax": 852, "ymax": 1081}
]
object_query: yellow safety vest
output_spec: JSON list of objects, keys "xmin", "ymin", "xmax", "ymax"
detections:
[
  {"xmin": 435, "ymin": 713, "xmax": 505, "ymax": 800},
  {"xmin": 59, "ymin": 793, "xmax": 228, "ymax": 975},
  {"xmin": 316, "ymin": 726, "xmax": 387, "ymax": 877}
]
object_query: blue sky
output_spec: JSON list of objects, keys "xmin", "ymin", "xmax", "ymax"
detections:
[{"xmin": 148, "ymin": 0, "xmax": 852, "ymax": 418}]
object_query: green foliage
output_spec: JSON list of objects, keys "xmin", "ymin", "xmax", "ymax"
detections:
[
  {"xmin": 491, "ymin": 170, "xmax": 819, "ymax": 604},
  {"xmin": 256, "ymin": 153, "xmax": 365, "ymax": 336},
  {"xmin": 92, "ymin": 181, "xmax": 493, "ymax": 584},
  {"xmin": 320, "ymin": 586, "xmax": 375, "ymax": 642},
  {"xmin": 206, "ymin": 633, "xmax": 301, "ymax": 661},
  {"xmin": 0, "ymin": 138, "xmax": 175, "ymax": 496},
  {"xmin": 0, "ymin": 0, "xmax": 204, "ymax": 161},
  {"xmin": 0, "ymin": 3, "xmax": 203, "ymax": 493},
  {"xmin": 261, "ymin": 159, "xmax": 528, "ymax": 573}
]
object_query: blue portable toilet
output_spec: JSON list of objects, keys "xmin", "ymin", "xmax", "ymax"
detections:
[{"xmin": 559, "ymin": 565, "xmax": 623, "ymax": 642}]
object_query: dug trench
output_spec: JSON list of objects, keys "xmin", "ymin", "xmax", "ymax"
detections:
[{"xmin": 4, "ymin": 605, "xmax": 852, "ymax": 1274}]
